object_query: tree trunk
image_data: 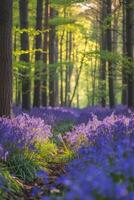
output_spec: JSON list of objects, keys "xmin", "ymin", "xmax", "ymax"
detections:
[
  {"xmin": 33, "ymin": 0, "xmax": 43, "ymax": 107},
  {"xmin": 19, "ymin": 0, "xmax": 31, "ymax": 110},
  {"xmin": 106, "ymin": 0, "xmax": 115, "ymax": 108},
  {"xmin": 92, "ymin": 43, "xmax": 98, "ymax": 106},
  {"xmin": 100, "ymin": 1, "xmax": 107, "ymax": 107},
  {"xmin": 54, "ymin": 30, "xmax": 59, "ymax": 106},
  {"xmin": 126, "ymin": 0, "xmax": 134, "ymax": 107},
  {"xmin": 14, "ymin": 28, "xmax": 21, "ymax": 106},
  {"xmin": 49, "ymin": 7, "xmax": 57, "ymax": 107},
  {"xmin": 112, "ymin": 0, "xmax": 118, "ymax": 104},
  {"xmin": 68, "ymin": 31, "xmax": 73, "ymax": 106},
  {"xmin": 65, "ymin": 31, "xmax": 69, "ymax": 106},
  {"xmin": 122, "ymin": 0, "xmax": 128, "ymax": 105},
  {"xmin": 14, "ymin": 28, "xmax": 19, "ymax": 106},
  {"xmin": 0, "ymin": 0, "xmax": 13, "ymax": 117},
  {"xmin": 59, "ymin": 30, "xmax": 65, "ymax": 106},
  {"xmin": 42, "ymin": 0, "xmax": 49, "ymax": 107},
  {"xmin": 69, "ymin": 38, "xmax": 87, "ymax": 106}
]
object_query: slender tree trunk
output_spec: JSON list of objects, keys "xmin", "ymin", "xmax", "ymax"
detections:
[
  {"xmin": 69, "ymin": 38, "xmax": 87, "ymax": 106},
  {"xmin": 100, "ymin": 0, "xmax": 107, "ymax": 107},
  {"xmin": 65, "ymin": 31, "xmax": 73, "ymax": 106},
  {"xmin": 106, "ymin": 0, "xmax": 115, "ymax": 108},
  {"xmin": 112, "ymin": 0, "xmax": 118, "ymax": 104},
  {"xmin": 65, "ymin": 31, "xmax": 69, "ymax": 106},
  {"xmin": 92, "ymin": 44, "xmax": 98, "ymax": 106},
  {"xmin": 14, "ymin": 28, "xmax": 21, "ymax": 106},
  {"xmin": 122, "ymin": 0, "xmax": 128, "ymax": 105},
  {"xmin": 0, "ymin": 0, "xmax": 13, "ymax": 117},
  {"xmin": 42, "ymin": 0, "xmax": 49, "ymax": 107},
  {"xmin": 126, "ymin": 0, "xmax": 134, "ymax": 107},
  {"xmin": 49, "ymin": 7, "xmax": 56, "ymax": 107},
  {"xmin": 68, "ymin": 31, "xmax": 73, "ymax": 106},
  {"xmin": 91, "ymin": 58, "xmax": 94, "ymax": 106},
  {"xmin": 14, "ymin": 28, "xmax": 18, "ymax": 106},
  {"xmin": 54, "ymin": 29, "xmax": 59, "ymax": 106},
  {"xmin": 60, "ymin": 30, "xmax": 65, "ymax": 106},
  {"xmin": 19, "ymin": 0, "xmax": 31, "ymax": 110},
  {"xmin": 76, "ymin": 67, "xmax": 80, "ymax": 108},
  {"xmin": 33, "ymin": 0, "xmax": 43, "ymax": 107}
]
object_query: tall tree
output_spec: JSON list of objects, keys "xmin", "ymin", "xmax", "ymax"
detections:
[
  {"xmin": 59, "ymin": 30, "xmax": 65, "ymax": 106},
  {"xmin": 54, "ymin": 23, "xmax": 59, "ymax": 106},
  {"xmin": 19, "ymin": 0, "xmax": 31, "ymax": 110},
  {"xmin": 0, "ymin": 0, "xmax": 13, "ymax": 116},
  {"xmin": 112, "ymin": 0, "xmax": 119, "ymax": 105},
  {"xmin": 42, "ymin": 0, "xmax": 49, "ymax": 107},
  {"xmin": 65, "ymin": 31, "xmax": 69, "ymax": 106},
  {"xmin": 33, "ymin": 0, "xmax": 43, "ymax": 107},
  {"xmin": 65, "ymin": 30, "xmax": 73, "ymax": 106},
  {"xmin": 106, "ymin": 0, "xmax": 115, "ymax": 108},
  {"xmin": 49, "ymin": 7, "xmax": 57, "ymax": 107},
  {"xmin": 126, "ymin": 0, "xmax": 134, "ymax": 107},
  {"xmin": 100, "ymin": 0, "xmax": 107, "ymax": 107},
  {"xmin": 122, "ymin": 0, "xmax": 128, "ymax": 105}
]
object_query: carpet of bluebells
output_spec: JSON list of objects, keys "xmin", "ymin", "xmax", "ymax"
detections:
[{"xmin": 0, "ymin": 106, "xmax": 134, "ymax": 199}]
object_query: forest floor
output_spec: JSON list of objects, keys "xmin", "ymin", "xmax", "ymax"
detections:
[{"xmin": 0, "ymin": 106, "xmax": 134, "ymax": 200}]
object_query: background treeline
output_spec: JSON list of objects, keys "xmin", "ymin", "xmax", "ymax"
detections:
[{"xmin": 0, "ymin": 0, "xmax": 134, "ymax": 116}]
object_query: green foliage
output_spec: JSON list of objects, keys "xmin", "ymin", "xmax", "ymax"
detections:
[
  {"xmin": 49, "ymin": 17, "xmax": 75, "ymax": 26},
  {"xmin": 14, "ymin": 28, "xmax": 49, "ymax": 36},
  {"xmin": 14, "ymin": 49, "xmax": 46, "ymax": 57},
  {"xmin": 36, "ymin": 141, "xmax": 58, "ymax": 163},
  {"xmin": 86, "ymin": 50, "xmax": 121, "ymax": 63},
  {"xmin": 57, "ymin": 148, "xmax": 74, "ymax": 162},
  {"xmin": 36, "ymin": 140, "xmax": 74, "ymax": 163},
  {"xmin": 51, "ymin": 0, "xmax": 85, "ymax": 6},
  {"xmin": 7, "ymin": 151, "xmax": 41, "ymax": 183},
  {"xmin": 0, "ymin": 163, "xmax": 21, "ymax": 199},
  {"xmin": 48, "ymin": 62, "xmax": 73, "ymax": 70},
  {"xmin": 53, "ymin": 120, "xmax": 74, "ymax": 136}
]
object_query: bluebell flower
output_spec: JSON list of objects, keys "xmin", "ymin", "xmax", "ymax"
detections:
[{"xmin": 31, "ymin": 186, "xmax": 42, "ymax": 197}]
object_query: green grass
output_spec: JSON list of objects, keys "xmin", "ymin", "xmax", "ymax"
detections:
[
  {"xmin": 0, "ymin": 163, "xmax": 22, "ymax": 199},
  {"xmin": 53, "ymin": 120, "xmax": 75, "ymax": 136},
  {"xmin": 6, "ymin": 151, "xmax": 41, "ymax": 183}
]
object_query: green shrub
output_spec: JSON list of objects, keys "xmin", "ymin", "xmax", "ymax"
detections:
[
  {"xmin": 37, "ymin": 141, "xmax": 74, "ymax": 164},
  {"xmin": 6, "ymin": 151, "xmax": 41, "ymax": 183},
  {"xmin": 36, "ymin": 141, "xmax": 58, "ymax": 163},
  {"xmin": 0, "ymin": 163, "xmax": 21, "ymax": 200},
  {"xmin": 53, "ymin": 121, "xmax": 74, "ymax": 136}
]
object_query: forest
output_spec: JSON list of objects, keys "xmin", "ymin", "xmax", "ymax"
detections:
[{"xmin": 0, "ymin": 0, "xmax": 134, "ymax": 199}]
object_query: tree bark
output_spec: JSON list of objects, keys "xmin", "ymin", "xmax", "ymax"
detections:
[
  {"xmin": 54, "ymin": 30, "xmax": 59, "ymax": 106},
  {"xmin": 59, "ymin": 30, "xmax": 65, "ymax": 106},
  {"xmin": 122, "ymin": 0, "xmax": 128, "ymax": 105},
  {"xmin": 106, "ymin": 0, "xmax": 115, "ymax": 108},
  {"xmin": 19, "ymin": 0, "xmax": 31, "ymax": 110},
  {"xmin": 42, "ymin": 0, "xmax": 49, "ymax": 107},
  {"xmin": 126, "ymin": 0, "xmax": 134, "ymax": 107},
  {"xmin": 69, "ymin": 38, "xmax": 87, "ymax": 106},
  {"xmin": 112, "ymin": 0, "xmax": 118, "ymax": 105},
  {"xmin": 33, "ymin": 0, "xmax": 43, "ymax": 107},
  {"xmin": 49, "ymin": 7, "xmax": 56, "ymax": 107},
  {"xmin": 65, "ymin": 31, "xmax": 69, "ymax": 106},
  {"xmin": 100, "ymin": 1, "xmax": 107, "ymax": 107},
  {"xmin": 0, "ymin": 0, "xmax": 13, "ymax": 117}
]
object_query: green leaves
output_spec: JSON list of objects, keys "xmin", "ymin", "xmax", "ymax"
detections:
[
  {"xmin": 7, "ymin": 151, "xmax": 41, "ymax": 182},
  {"xmin": 49, "ymin": 17, "xmax": 75, "ymax": 26},
  {"xmin": 0, "ymin": 163, "xmax": 22, "ymax": 199},
  {"xmin": 14, "ymin": 27, "xmax": 49, "ymax": 36},
  {"xmin": 53, "ymin": 120, "xmax": 74, "ymax": 136},
  {"xmin": 51, "ymin": 0, "xmax": 85, "ymax": 6}
]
